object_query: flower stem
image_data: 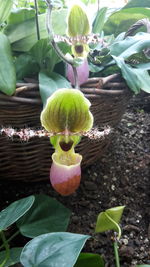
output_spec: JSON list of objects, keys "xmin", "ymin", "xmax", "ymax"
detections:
[
  {"xmin": 113, "ymin": 240, "xmax": 120, "ymax": 267},
  {"xmin": 34, "ymin": 0, "xmax": 40, "ymax": 40},
  {"xmin": 0, "ymin": 231, "xmax": 10, "ymax": 267},
  {"xmin": 0, "ymin": 230, "xmax": 20, "ymax": 251}
]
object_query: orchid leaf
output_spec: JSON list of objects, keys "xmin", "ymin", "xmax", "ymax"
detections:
[
  {"xmin": 17, "ymin": 195, "xmax": 71, "ymax": 238},
  {"xmin": 136, "ymin": 265, "xmax": 150, "ymax": 267},
  {"xmin": 74, "ymin": 253, "xmax": 104, "ymax": 267},
  {"xmin": 20, "ymin": 232, "xmax": 90, "ymax": 267},
  {"xmin": 7, "ymin": 8, "xmax": 35, "ymax": 25},
  {"xmin": 110, "ymin": 32, "xmax": 150, "ymax": 59},
  {"xmin": 123, "ymin": 0, "xmax": 150, "ymax": 9},
  {"xmin": 104, "ymin": 8, "xmax": 150, "ymax": 36},
  {"xmin": 0, "ymin": 196, "xmax": 35, "ymax": 230},
  {"xmin": 40, "ymin": 88, "xmax": 93, "ymax": 133},
  {"xmin": 67, "ymin": 4, "xmax": 90, "ymax": 37},
  {"xmin": 95, "ymin": 206, "xmax": 125, "ymax": 238},
  {"xmin": 113, "ymin": 56, "xmax": 150, "ymax": 94},
  {"xmin": 39, "ymin": 71, "xmax": 71, "ymax": 106},
  {"xmin": 93, "ymin": 7, "xmax": 108, "ymax": 34},
  {"xmin": 15, "ymin": 54, "xmax": 39, "ymax": 80}
]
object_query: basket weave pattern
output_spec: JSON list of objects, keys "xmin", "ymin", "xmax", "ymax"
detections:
[{"xmin": 0, "ymin": 75, "xmax": 131, "ymax": 181}]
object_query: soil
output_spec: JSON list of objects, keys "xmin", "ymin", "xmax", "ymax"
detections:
[{"xmin": 0, "ymin": 94, "xmax": 150, "ymax": 267}]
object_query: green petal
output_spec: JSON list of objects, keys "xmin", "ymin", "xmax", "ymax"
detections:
[
  {"xmin": 40, "ymin": 88, "xmax": 93, "ymax": 133},
  {"xmin": 67, "ymin": 4, "xmax": 90, "ymax": 37}
]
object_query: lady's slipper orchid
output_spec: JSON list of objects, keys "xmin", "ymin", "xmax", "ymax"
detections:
[
  {"xmin": 66, "ymin": 59, "xmax": 89, "ymax": 86},
  {"xmin": 40, "ymin": 88, "xmax": 93, "ymax": 196},
  {"xmin": 67, "ymin": 3, "xmax": 91, "ymax": 58}
]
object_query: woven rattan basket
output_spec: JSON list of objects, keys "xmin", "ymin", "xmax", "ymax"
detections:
[{"xmin": 0, "ymin": 73, "xmax": 132, "ymax": 181}]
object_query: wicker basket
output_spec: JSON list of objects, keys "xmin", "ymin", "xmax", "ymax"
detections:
[{"xmin": 0, "ymin": 74, "xmax": 132, "ymax": 181}]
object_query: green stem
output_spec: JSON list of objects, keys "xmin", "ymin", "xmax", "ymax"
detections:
[
  {"xmin": 113, "ymin": 241, "xmax": 120, "ymax": 267},
  {"xmin": 0, "ymin": 231, "xmax": 10, "ymax": 267},
  {"xmin": 34, "ymin": 0, "xmax": 40, "ymax": 40},
  {"xmin": 0, "ymin": 230, "xmax": 20, "ymax": 251}
]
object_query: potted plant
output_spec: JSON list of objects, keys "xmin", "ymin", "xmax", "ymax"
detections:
[{"xmin": 0, "ymin": 0, "xmax": 150, "ymax": 185}]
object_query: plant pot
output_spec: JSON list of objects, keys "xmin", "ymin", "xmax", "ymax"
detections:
[{"xmin": 0, "ymin": 74, "xmax": 132, "ymax": 181}]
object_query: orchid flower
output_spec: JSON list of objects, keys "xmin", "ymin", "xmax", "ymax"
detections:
[{"xmin": 41, "ymin": 88, "xmax": 93, "ymax": 196}]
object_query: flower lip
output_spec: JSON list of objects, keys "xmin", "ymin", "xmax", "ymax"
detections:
[{"xmin": 52, "ymin": 151, "xmax": 82, "ymax": 168}]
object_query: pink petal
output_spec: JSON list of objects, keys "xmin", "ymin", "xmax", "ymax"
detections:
[
  {"xmin": 50, "ymin": 153, "xmax": 82, "ymax": 196},
  {"xmin": 66, "ymin": 59, "xmax": 89, "ymax": 86}
]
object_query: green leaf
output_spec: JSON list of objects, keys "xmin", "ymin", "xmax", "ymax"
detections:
[
  {"xmin": 67, "ymin": 4, "xmax": 90, "ymax": 37},
  {"xmin": 110, "ymin": 33, "xmax": 150, "ymax": 59},
  {"xmin": 0, "ymin": 196, "xmax": 35, "ymax": 231},
  {"xmin": 15, "ymin": 54, "xmax": 39, "ymax": 80},
  {"xmin": 0, "ymin": 248, "xmax": 22, "ymax": 267},
  {"xmin": 136, "ymin": 265, "xmax": 150, "ymax": 267},
  {"xmin": 5, "ymin": 9, "xmax": 67, "ymax": 52},
  {"xmin": 20, "ymin": 232, "xmax": 90, "ymax": 267},
  {"xmin": 74, "ymin": 253, "xmax": 105, "ymax": 267},
  {"xmin": 113, "ymin": 56, "xmax": 150, "ymax": 94},
  {"xmin": 7, "ymin": 8, "xmax": 35, "ymax": 25},
  {"xmin": 30, "ymin": 38, "xmax": 51, "ymax": 67},
  {"xmin": 17, "ymin": 195, "xmax": 71, "ymax": 238},
  {"xmin": 39, "ymin": 71, "xmax": 71, "ymax": 106},
  {"xmin": 0, "ymin": 0, "xmax": 13, "ymax": 25},
  {"xmin": 95, "ymin": 206, "xmax": 125, "ymax": 238},
  {"xmin": 123, "ymin": 0, "xmax": 150, "ymax": 9},
  {"xmin": 0, "ymin": 33, "xmax": 16, "ymax": 95},
  {"xmin": 92, "ymin": 7, "xmax": 108, "ymax": 34},
  {"xmin": 104, "ymin": 8, "xmax": 150, "ymax": 36}
]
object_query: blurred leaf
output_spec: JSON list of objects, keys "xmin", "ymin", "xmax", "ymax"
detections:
[
  {"xmin": 15, "ymin": 54, "xmax": 39, "ymax": 80},
  {"xmin": 39, "ymin": 71, "xmax": 71, "ymax": 106},
  {"xmin": 123, "ymin": 0, "xmax": 150, "ymax": 9},
  {"xmin": 136, "ymin": 265, "xmax": 150, "ymax": 267},
  {"xmin": 110, "ymin": 32, "xmax": 150, "ymax": 59},
  {"xmin": 30, "ymin": 38, "xmax": 51, "ymax": 67},
  {"xmin": 95, "ymin": 206, "xmax": 125, "ymax": 238},
  {"xmin": 7, "ymin": 8, "xmax": 35, "ymax": 25},
  {"xmin": 113, "ymin": 56, "xmax": 150, "ymax": 94},
  {"xmin": 74, "ymin": 253, "xmax": 105, "ymax": 267},
  {"xmin": 20, "ymin": 232, "xmax": 90, "ymax": 267},
  {"xmin": 0, "ymin": 33, "xmax": 16, "ymax": 95},
  {"xmin": 17, "ymin": 195, "xmax": 71, "ymax": 238},
  {"xmin": 93, "ymin": 7, "xmax": 108, "ymax": 34},
  {"xmin": 0, "ymin": 196, "xmax": 34, "ymax": 230},
  {"xmin": 5, "ymin": 9, "xmax": 67, "ymax": 52},
  {"xmin": 0, "ymin": 0, "xmax": 13, "ymax": 25},
  {"xmin": 0, "ymin": 248, "xmax": 22, "ymax": 267},
  {"xmin": 104, "ymin": 8, "xmax": 150, "ymax": 36}
]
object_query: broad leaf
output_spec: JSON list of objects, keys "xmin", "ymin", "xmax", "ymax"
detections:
[
  {"xmin": 30, "ymin": 38, "xmax": 51, "ymax": 67},
  {"xmin": 93, "ymin": 7, "xmax": 108, "ymax": 34},
  {"xmin": 113, "ymin": 56, "xmax": 150, "ymax": 94},
  {"xmin": 0, "ymin": 248, "xmax": 22, "ymax": 267},
  {"xmin": 123, "ymin": 0, "xmax": 150, "ymax": 9},
  {"xmin": 15, "ymin": 54, "xmax": 39, "ymax": 80},
  {"xmin": 0, "ymin": 196, "xmax": 34, "ymax": 231},
  {"xmin": 110, "ymin": 32, "xmax": 150, "ymax": 59},
  {"xmin": 20, "ymin": 232, "xmax": 90, "ymax": 267},
  {"xmin": 95, "ymin": 206, "xmax": 125, "ymax": 238},
  {"xmin": 0, "ymin": 0, "xmax": 13, "ymax": 25},
  {"xmin": 74, "ymin": 253, "xmax": 104, "ymax": 267},
  {"xmin": 0, "ymin": 33, "xmax": 16, "ymax": 95},
  {"xmin": 7, "ymin": 8, "xmax": 35, "ymax": 25},
  {"xmin": 104, "ymin": 8, "xmax": 150, "ymax": 36},
  {"xmin": 5, "ymin": 9, "xmax": 67, "ymax": 52},
  {"xmin": 17, "ymin": 195, "xmax": 71, "ymax": 238},
  {"xmin": 39, "ymin": 71, "xmax": 71, "ymax": 106}
]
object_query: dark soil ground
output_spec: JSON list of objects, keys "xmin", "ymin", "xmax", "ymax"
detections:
[{"xmin": 0, "ymin": 94, "xmax": 150, "ymax": 267}]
